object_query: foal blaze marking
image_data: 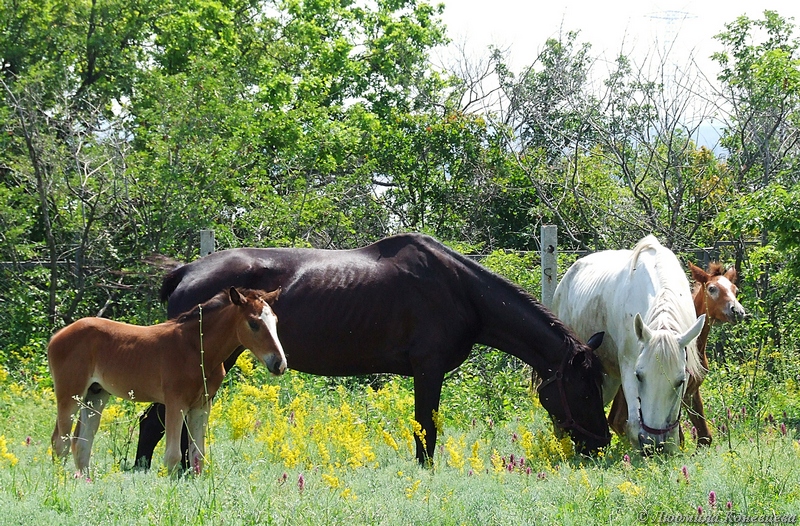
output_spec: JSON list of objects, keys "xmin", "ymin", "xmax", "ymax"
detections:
[{"xmin": 48, "ymin": 287, "xmax": 285, "ymax": 475}]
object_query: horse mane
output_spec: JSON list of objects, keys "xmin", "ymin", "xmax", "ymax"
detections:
[
  {"xmin": 707, "ymin": 262, "xmax": 725, "ymax": 277},
  {"xmin": 160, "ymin": 264, "xmax": 188, "ymax": 304},
  {"xmin": 173, "ymin": 287, "xmax": 262, "ymax": 324},
  {"xmin": 630, "ymin": 236, "xmax": 705, "ymax": 379},
  {"xmin": 432, "ymin": 237, "xmax": 598, "ymax": 369}
]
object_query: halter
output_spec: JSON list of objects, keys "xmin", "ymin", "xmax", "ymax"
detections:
[
  {"xmin": 638, "ymin": 397, "xmax": 682, "ymax": 436},
  {"xmin": 537, "ymin": 350, "xmax": 611, "ymax": 444}
]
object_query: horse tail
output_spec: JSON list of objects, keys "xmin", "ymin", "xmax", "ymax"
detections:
[
  {"xmin": 159, "ymin": 265, "xmax": 187, "ymax": 304},
  {"xmin": 629, "ymin": 235, "xmax": 662, "ymax": 274}
]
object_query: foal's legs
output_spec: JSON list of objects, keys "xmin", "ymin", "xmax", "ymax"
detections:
[
  {"xmin": 185, "ymin": 403, "xmax": 210, "ymax": 474},
  {"xmin": 684, "ymin": 384, "xmax": 712, "ymax": 446},
  {"xmin": 72, "ymin": 385, "xmax": 111, "ymax": 473},
  {"xmin": 134, "ymin": 403, "xmax": 191, "ymax": 470},
  {"xmin": 52, "ymin": 396, "xmax": 80, "ymax": 461},
  {"xmin": 163, "ymin": 404, "xmax": 188, "ymax": 475}
]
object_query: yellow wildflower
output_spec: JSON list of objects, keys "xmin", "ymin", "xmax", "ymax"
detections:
[
  {"xmin": 322, "ymin": 473, "xmax": 341, "ymax": 489},
  {"xmin": 410, "ymin": 419, "xmax": 427, "ymax": 451},
  {"xmin": 618, "ymin": 481, "xmax": 643, "ymax": 497},
  {"xmin": 102, "ymin": 403, "xmax": 129, "ymax": 428},
  {"xmin": 227, "ymin": 395, "xmax": 257, "ymax": 440},
  {"xmin": 341, "ymin": 488, "xmax": 357, "ymax": 501},
  {"xmin": 235, "ymin": 353, "xmax": 255, "ymax": 377},
  {"xmin": 490, "ymin": 449, "xmax": 504, "ymax": 473},
  {"xmin": 468, "ymin": 440, "xmax": 485, "ymax": 473},
  {"xmin": 432, "ymin": 409, "xmax": 444, "ymax": 435},
  {"xmin": 444, "ymin": 435, "xmax": 466, "ymax": 471},
  {"xmin": 382, "ymin": 429, "xmax": 399, "ymax": 451},
  {"xmin": 0, "ymin": 435, "xmax": 19, "ymax": 467},
  {"xmin": 405, "ymin": 479, "xmax": 421, "ymax": 499}
]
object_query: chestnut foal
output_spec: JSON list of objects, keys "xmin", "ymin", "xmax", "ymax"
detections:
[{"xmin": 48, "ymin": 287, "xmax": 286, "ymax": 475}]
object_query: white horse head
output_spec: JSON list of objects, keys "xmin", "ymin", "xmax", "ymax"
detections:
[
  {"xmin": 552, "ymin": 234, "xmax": 708, "ymax": 455},
  {"xmin": 633, "ymin": 312, "xmax": 705, "ymax": 453}
]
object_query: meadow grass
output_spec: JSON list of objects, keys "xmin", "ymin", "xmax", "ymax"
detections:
[{"xmin": 0, "ymin": 357, "xmax": 798, "ymax": 526}]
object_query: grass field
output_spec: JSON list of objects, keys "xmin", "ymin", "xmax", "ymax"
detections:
[{"xmin": 0, "ymin": 354, "xmax": 798, "ymax": 525}]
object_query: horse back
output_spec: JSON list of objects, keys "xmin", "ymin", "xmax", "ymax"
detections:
[{"xmin": 161, "ymin": 234, "xmax": 481, "ymax": 376}]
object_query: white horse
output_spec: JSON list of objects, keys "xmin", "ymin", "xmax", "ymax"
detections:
[{"xmin": 553, "ymin": 235, "xmax": 705, "ymax": 453}]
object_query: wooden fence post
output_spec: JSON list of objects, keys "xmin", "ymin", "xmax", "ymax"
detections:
[
  {"xmin": 200, "ymin": 229, "xmax": 215, "ymax": 257},
  {"xmin": 541, "ymin": 225, "xmax": 557, "ymax": 309}
]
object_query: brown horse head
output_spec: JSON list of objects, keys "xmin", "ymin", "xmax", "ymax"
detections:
[
  {"xmin": 229, "ymin": 287, "xmax": 287, "ymax": 375},
  {"xmin": 537, "ymin": 331, "xmax": 610, "ymax": 454},
  {"xmin": 689, "ymin": 262, "xmax": 745, "ymax": 324}
]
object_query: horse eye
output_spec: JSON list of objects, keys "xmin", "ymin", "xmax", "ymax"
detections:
[
  {"xmin": 636, "ymin": 372, "xmax": 643, "ymax": 383},
  {"xmin": 708, "ymin": 285, "xmax": 718, "ymax": 294},
  {"xmin": 248, "ymin": 320, "xmax": 260, "ymax": 331}
]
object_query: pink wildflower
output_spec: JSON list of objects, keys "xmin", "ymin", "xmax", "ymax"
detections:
[
  {"xmin": 298, "ymin": 473, "xmax": 305, "ymax": 493},
  {"xmin": 709, "ymin": 491, "xmax": 717, "ymax": 508}
]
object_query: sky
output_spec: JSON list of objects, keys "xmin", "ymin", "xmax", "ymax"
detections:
[{"xmin": 435, "ymin": 0, "xmax": 800, "ymax": 74}]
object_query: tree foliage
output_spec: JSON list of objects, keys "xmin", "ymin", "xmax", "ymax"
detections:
[{"xmin": 2, "ymin": 3, "xmax": 800, "ymax": 381}]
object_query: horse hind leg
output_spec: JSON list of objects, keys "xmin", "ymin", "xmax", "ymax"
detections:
[
  {"xmin": 72, "ymin": 384, "xmax": 111, "ymax": 473},
  {"xmin": 52, "ymin": 385, "xmax": 88, "ymax": 464}
]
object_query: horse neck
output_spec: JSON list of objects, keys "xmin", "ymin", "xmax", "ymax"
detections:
[
  {"xmin": 693, "ymin": 284, "xmax": 712, "ymax": 354},
  {"xmin": 179, "ymin": 305, "xmax": 244, "ymax": 369},
  {"xmin": 472, "ymin": 279, "xmax": 569, "ymax": 374}
]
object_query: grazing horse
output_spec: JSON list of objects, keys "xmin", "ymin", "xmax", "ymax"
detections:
[
  {"xmin": 135, "ymin": 233, "xmax": 610, "ymax": 467},
  {"xmin": 48, "ymin": 287, "xmax": 286, "ymax": 475},
  {"xmin": 606, "ymin": 262, "xmax": 745, "ymax": 446},
  {"xmin": 552, "ymin": 235, "xmax": 705, "ymax": 453}
]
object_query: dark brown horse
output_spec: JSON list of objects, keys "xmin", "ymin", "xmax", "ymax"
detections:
[
  {"xmin": 135, "ymin": 233, "xmax": 610, "ymax": 466},
  {"xmin": 607, "ymin": 261, "xmax": 745, "ymax": 446},
  {"xmin": 49, "ymin": 287, "xmax": 285, "ymax": 475}
]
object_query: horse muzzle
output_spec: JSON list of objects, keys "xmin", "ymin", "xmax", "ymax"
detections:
[
  {"xmin": 725, "ymin": 302, "xmax": 746, "ymax": 324},
  {"xmin": 264, "ymin": 354, "xmax": 287, "ymax": 375}
]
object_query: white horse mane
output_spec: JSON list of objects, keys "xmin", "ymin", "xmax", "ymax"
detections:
[{"xmin": 630, "ymin": 235, "xmax": 705, "ymax": 379}]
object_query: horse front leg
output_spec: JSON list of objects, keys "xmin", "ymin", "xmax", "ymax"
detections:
[
  {"xmin": 412, "ymin": 369, "xmax": 445, "ymax": 466},
  {"xmin": 163, "ymin": 404, "xmax": 187, "ymax": 475},
  {"xmin": 185, "ymin": 403, "xmax": 210, "ymax": 474},
  {"xmin": 684, "ymin": 380, "xmax": 712, "ymax": 447}
]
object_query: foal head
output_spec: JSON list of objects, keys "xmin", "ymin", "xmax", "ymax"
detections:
[
  {"xmin": 633, "ymin": 312, "xmax": 705, "ymax": 453},
  {"xmin": 689, "ymin": 262, "xmax": 745, "ymax": 324},
  {"xmin": 229, "ymin": 287, "xmax": 287, "ymax": 375}
]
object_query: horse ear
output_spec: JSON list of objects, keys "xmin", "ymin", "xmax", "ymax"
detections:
[
  {"xmin": 634, "ymin": 313, "xmax": 651, "ymax": 343},
  {"xmin": 689, "ymin": 262, "xmax": 708, "ymax": 284},
  {"xmin": 678, "ymin": 314, "xmax": 706, "ymax": 348},
  {"xmin": 264, "ymin": 287, "xmax": 281, "ymax": 305},
  {"xmin": 585, "ymin": 331, "xmax": 604, "ymax": 351},
  {"xmin": 229, "ymin": 287, "xmax": 245, "ymax": 306},
  {"xmin": 724, "ymin": 266, "xmax": 739, "ymax": 284}
]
